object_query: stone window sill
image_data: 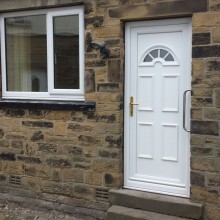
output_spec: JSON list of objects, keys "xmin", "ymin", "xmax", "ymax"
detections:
[{"xmin": 0, "ymin": 99, "xmax": 96, "ymax": 111}]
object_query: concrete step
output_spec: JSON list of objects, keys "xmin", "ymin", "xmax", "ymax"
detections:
[
  {"xmin": 108, "ymin": 189, "xmax": 203, "ymax": 219},
  {"xmin": 106, "ymin": 205, "xmax": 192, "ymax": 220}
]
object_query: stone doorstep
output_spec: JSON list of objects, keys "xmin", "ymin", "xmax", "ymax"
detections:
[
  {"xmin": 108, "ymin": 189, "xmax": 203, "ymax": 220},
  {"xmin": 106, "ymin": 205, "xmax": 192, "ymax": 220}
]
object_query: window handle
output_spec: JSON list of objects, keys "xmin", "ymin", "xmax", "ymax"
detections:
[{"xmin": 130, "ymin": 96, "xmax": 139, "ymax": 117}]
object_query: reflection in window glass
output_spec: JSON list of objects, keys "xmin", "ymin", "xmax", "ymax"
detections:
[
  {"xmin": 150, "ymin": 49, "xmax": 159, "ymax": 58},
  {"xmin": 143, "ymin": 54, "xmax": 153, "ymax": 62},
  {"xmin": 160, "ymin": 49, "xmax": 168, "ymax": 58},
  {"xmin": 53, "ymin": 15, "xmax": 79, "ymax": 89},
  {"xmin": 5, "ymin": 15, "xmax": 47, "ymax": 92},
  {"xmin": 164, "ymin": 54, "xmax": 174, "ymax": 61}
]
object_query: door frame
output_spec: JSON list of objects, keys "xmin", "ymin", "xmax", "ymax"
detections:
[{"xmin": 124, "ymin": 18, "xmax": 192, "ymax": 197}]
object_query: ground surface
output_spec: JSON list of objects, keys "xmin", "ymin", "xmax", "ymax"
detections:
[{"xmin": 0, "ymin": 202, "xmax": 89, "ymax": 220}]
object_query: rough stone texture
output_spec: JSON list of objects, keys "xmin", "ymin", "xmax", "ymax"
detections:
[{"xmin": 191, "ymin": 6, "xmax": 220, "ymax": 220}]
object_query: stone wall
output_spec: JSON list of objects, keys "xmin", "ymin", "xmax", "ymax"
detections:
[
  {"xmin": 191, "ymin": 2, "xmax": 220, "ymax": 219},
  {"xmin": 0, "ymin": 0, "xmax": 219, "ymax": 219}
]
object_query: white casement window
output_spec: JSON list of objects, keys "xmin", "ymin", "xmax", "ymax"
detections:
[{"xmin": 1, "ymin": 6, "xmax": 84, "ymax": 100}]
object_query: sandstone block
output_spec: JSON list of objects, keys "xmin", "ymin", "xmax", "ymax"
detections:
[
  {"xmin": 212, "ymin": 26, "xmax": 220, "ymax": 43},
  {"xmin": 191, "ymin": 186, "xmax": 218, "ymax": 204},
  {"xmin": 62, "ymin": 168, "xmax": 84, "ymax": 183},
  {"xmin": 74, "ymin": 184, "xmax": 94, "ymax": 200},
  {"xmin": 92, "ymin": 158, "xmax": 121, "ymax": 172},
  {"xmin": 204, "ymin": 108, "xmax": 220, "ymax": 120},
  {"xmin": 2, "ymin": 161, "xmax": 24, "ymax": 175},
  {"xmin": 41, "ymin": 181, "xmax": 74, "ymax": 197},
  {"xmin": 191, "ymin": 157, "xmax": 220, "ymax": 172},
  {"xmin": 206, "ymin": 174, "xmax": 220, "ymax": 187},
  {"xmin": 214, "ymin": 89, "xmax": 220, "ymax": 107},
  {"xmin": 94, "ymin": 27, "xmax": 121, "ymax": 38},
  {"xmin": 85, "ymin": 171, "xmax": 102, "ymax": 185},
  {"xmin": 97, "ymin": 83, "xmax": 119, "ymax": 92},
  {"xmin": 108, "ymin": 60, "xmax": 121, "ymax": 82},
  {"xmin": 191, "ymin": 146, "xmax": 213, "ymax": 157},
  {"xmin": 206, "ymin": 205, "xmax": 220, "ymax": 220}
]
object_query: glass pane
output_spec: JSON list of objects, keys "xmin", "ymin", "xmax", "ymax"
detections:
[
  {"xmin": 160, "ymin": 49, "xmax": 168, "ymax": 58},
  {"xmin": 53, "ymin": 15, "xmax": 79, "ymax": 89},
  {"xmin": 5, "ymin": 15, "xmax": 47, "ymax": 92},
  {"xmin": 165, "ymin": 53, "xmax": 174, "ymax": 61},
  {"xmin": 150, "ymin": 49, "xmax": 159, "ymax": 58},
  {"xmin": 143, "ymin": 54, "xmax": 153, "ymax": 62}
]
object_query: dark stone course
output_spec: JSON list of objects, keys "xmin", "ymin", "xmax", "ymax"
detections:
[
  {"xmin": 85, "ymin": 60, "xmax": 106, "ymax": 67},
  {"xmin": 84, "ymin": 1, "xmax": 93, "ymax": 14},
  {"xmin": 74, "ymin": 163, "xmax": 91, "ymax": 170},
  {"xmin": 85, "ymin": 16, "xmax": 104, "ymax": 27},
  {"xmin": 31, "ymin": 131, "xmax": 44, "ymax": 142},
  {"xmin": 68, "ymin": 147, "xmax": 83, "ymax": 156},
  {"xmin": 0, "ymin": 129, "xmax": 4, "ymax": 138},
  {"xmin": 191, "ymin": 171, "xmax": 205, "ymax": 187},
  {"xmin": 99, "ymin": 150, "xmax": 119, "ymax": 158},
  {"xmin": 192, "ymin": 33, "xmax": 211, "ymax": 45},
  {"xmin": 83, "ymin": 111, "xmax": 116, "ymax": 123},
  {"xmin": 106, "ymin": 39, "xmax": 120, "ymax": 46},
  {"xmin": 191, "ymin": 120, "xmax": 219, "ymax": 136},
  {"xmin": 206, "ymin": 60, "xmax": 220, "ymax": 71},
  {"xmin": 67, "ymin": 123, "xmax": 92, "ymax": 132},
  {"xmin": 0, "ymin": 175, "xmax": 6, "ymax": 182},
  {"xmin": 46, "ymin": 158, "xmax": 71, "ymax": 168},
  {"xmin": 105, "ymin": 136, "xmax": 122, "ymax": 148},
  {"xmin": 6, "ymin": 109, "xmax": 25, "ymax": 117},
  {"xmin": 75, "ymin": 185, "xmax": 90, "ymax": 195},
  {"xmin": 192, "ymin": 45, "xmax": 220, "ymax": 58},
  {"xmin": 105, "ymin": 173, "xmax": 113, "ymax": 184},
  {"xmin": 17, "ymin": 156, "xmax": 41, "ymax": 164},
  {"xmin": 0, "ymin": 153, "xmax": 16, "ymax": 161},
  {"xmin": 78, "ymin": 135, "xmax": 100, "ymax": 144},
  {"xmin": 38, "ymin": 143, "xmax": 57, "ymax": 153},
  {"xmin": 22, "ymin": 121, "xmax": 53, "ymax": 128},
  {"xmin": 85, "ymin": 31, "xmax": 92, "ymax": 52},
  {"xmin": 97, "ymin": 83, "xmax": 119, "ymax": 92},
  {"xmin": 29, "ymin": 110, "xmax": 45, "ymax": 117}
]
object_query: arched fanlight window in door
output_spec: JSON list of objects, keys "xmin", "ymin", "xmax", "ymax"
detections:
[{"xmin": 140, "ymin": 46, "xmax": 178, "ymax": 66}]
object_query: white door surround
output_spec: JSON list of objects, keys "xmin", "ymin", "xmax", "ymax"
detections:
[{"xmin": 124, "ymin": 18, "xmax": 192, "ymax": 197}]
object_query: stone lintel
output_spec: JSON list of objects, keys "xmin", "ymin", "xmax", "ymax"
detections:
[
  {"xmin": 0, "ymin": 0, "xmax": 84, "ymax": 12},
  {"xmin": 108, "ymin": 0, "xmax": 208, "ymax": 20}
]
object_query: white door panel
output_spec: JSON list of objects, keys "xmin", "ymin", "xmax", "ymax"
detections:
[{"xmin": 125, "ymin": 18, "xmax": 192, "ymax": 197}]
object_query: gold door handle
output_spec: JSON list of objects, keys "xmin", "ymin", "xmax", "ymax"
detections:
[{"xmin": 130, "ymin": 96, "xmax": 139, "ymax": 116}]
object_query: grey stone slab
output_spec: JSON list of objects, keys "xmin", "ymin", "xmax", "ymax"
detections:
[
  {"xmin": 106, "ymin": 205, "xmax": 191, "ymax": 220},
  {"xmin": 109, "ymin": 189, "xmax": 203, "ymax": 219}
]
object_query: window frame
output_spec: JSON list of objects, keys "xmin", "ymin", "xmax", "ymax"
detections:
[{"xmin": 0, "ymin": 6, "xmax": 84, "ymax": 101}]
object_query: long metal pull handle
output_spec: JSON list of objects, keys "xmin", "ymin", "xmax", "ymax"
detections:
[
  {"xmin": 183, "ymin": 90, "xmax": 192, "ymax": 132},
  {"xmin": 130, "ymin": 96, "xmax": 139, "ymax": 117}
]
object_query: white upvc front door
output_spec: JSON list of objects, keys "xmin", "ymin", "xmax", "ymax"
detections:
[{"xmin": 124, "ymin": 18, "xmax": 192, "ymax": 197}]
